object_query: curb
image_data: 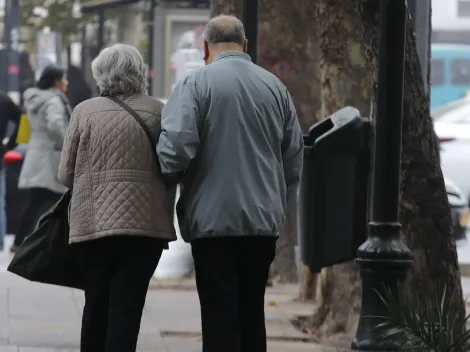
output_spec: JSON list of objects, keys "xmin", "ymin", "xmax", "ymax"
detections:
[{"xmin": 160, "ymin": 331, "xmax": 319, "ymax": 343}]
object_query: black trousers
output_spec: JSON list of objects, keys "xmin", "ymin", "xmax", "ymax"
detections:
[
  {"xmin": 75, "ymin": 236, "xmax": 164, "ymax": 352},
  {"xmin": 192, "ymin": 236, "xmax": 277, "ymax": 352},
  {"xmin": 14, "ymin": 187, "xmax": 62, "ymax": 246}
]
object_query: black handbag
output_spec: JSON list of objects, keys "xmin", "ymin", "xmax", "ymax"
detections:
[{"xmin": 7, "ymin": 190, "xmax": 83, "ymax": 289}]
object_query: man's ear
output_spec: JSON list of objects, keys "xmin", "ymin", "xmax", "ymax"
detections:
[
  {"xmin": 203, "ymin": 41, "xmax": 209, "ymax": 61},
  {"xmin": 243, "ymin": 39, "xmax": 248, "ymax": 53}
]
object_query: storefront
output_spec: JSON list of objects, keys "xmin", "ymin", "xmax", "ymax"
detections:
[{"xmin": 151, "ymin": 3, "xmax": 209, "ymax": 98}]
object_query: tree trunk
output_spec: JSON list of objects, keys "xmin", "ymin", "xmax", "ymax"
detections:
[
  {"xmin": 356, "ymin": 0, "xmax": 464, "ymax": 312},
  {"xmin": 210, "ymin": 0, "xmax": 321, "ymax": 283},
  {"xmin": 116, "ymin": 2, "xmax": 144, "ymax": 47},
  {"xmin": 304, "ymin": 0, "xmax": 368, "ymax": 344},
  {"xmin": 307, "ymin": 1, "xmax": 464, "ymax": 347}
]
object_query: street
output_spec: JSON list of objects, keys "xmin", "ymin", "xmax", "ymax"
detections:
[{"xmin": 0, "ymin": 235, "xmax": 324, "ymax": 352}]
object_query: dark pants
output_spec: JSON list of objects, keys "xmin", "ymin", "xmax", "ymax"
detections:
[
  {"xmin": 14, "ymin": 187, "xmax": 62, "ymax": 246},
  {"xmin": 191, "ymin": 236, "xmax": 277, "ymax": 352},
  {"xmin": 75, "ymin": 236, "xmax": 164, "ymax": 352}
]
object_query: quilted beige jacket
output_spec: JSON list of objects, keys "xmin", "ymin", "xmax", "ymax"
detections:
[{"xmin": 58, "ymin": 94, "xmax": 176, "ymax": 245}]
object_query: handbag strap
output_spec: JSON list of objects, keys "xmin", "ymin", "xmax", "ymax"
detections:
[{"xmin": 106, "ymin": 96, "xmax": 160, "ymax": 169}]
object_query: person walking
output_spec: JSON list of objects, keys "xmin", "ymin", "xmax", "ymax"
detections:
[
  {"xmin": 0, "ymin": 91, "xmax": 21, "ymax": 250},
  {"xmin": 11, "ymin": 65, "xmax": 71, "ymax": 252},
  {"xmin": 157, "ymin": 15, "xmax": 304, "ymax": 352},
  {"xmin": 58, "ymin": 44, "xmax": 176, "ymax": 352}
]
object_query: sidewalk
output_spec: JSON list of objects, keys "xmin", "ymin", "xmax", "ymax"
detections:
[
  {"xmin": 0, "ymin": 237, "xmax": 324, "ymax": 352},
  {"xmin": 4, "ymin": 237, "xmax": 470, "ymax": 352}
]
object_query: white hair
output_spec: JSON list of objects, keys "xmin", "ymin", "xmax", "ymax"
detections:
[{"xmin": 91, "ymin": 43, "xmax": 148, "ymax": 96}]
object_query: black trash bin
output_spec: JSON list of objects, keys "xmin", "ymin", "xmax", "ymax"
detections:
[{"xmin": 299, "ymin": 106, "xmax": 371, "ymax": 274}]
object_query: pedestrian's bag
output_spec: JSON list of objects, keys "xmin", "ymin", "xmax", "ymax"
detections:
[
  {"xmin": 16, "ymin": 113, "xmax": 30, "ymax": 144},
  {"xmin": 7, "ymin": 190, "xmax": 83, "ymax": 290}
]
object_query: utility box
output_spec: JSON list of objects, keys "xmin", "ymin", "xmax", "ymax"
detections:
[{"xmin": 299, "ymin": 106, "xmax": 371, "ymax": 274}]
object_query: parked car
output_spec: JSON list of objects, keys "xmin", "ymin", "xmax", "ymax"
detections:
[
  {"xmin": 446, "ymin": 176, "xmax": 469, "ymax": 240},
  {"xmin": 433, "ymin": 98, "xmax": 470, "ymax": 204}
]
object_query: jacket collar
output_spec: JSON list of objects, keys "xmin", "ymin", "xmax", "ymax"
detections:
[{"xmin": 214, "ymin": 52, "xmax": 252, "ymax": 62}]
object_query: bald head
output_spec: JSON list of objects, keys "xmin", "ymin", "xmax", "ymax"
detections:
[{"xmin": 204, "ymin": 15, "xmax": 246, "ymax": 47}]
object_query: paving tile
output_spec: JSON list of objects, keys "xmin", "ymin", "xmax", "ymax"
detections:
[
  {"xmin": 0, "ymin": 346, "xmax": 17, "ymax": 352},
  {"xmin": 163, "ymin": 336, "xmax": 201, "ymax": 352},
  {"xmin": 18, "ymin": 348, "xmax": 78, "ymax": 352},
  {"xmin": 0, "ymin": 290, "xmax": 9, "ymax": 345}
]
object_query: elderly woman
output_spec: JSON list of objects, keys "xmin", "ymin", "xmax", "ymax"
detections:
[{"xmin": 58, "ymin": 44, "xmax": 176, "ymax": 351}]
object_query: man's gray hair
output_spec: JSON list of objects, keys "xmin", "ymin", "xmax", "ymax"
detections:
[
  {"xmin": 91, "ymin": 43, "xmax": 148, "ymax": 96},
  {"xmin": 204, "ymin": 15, "xmax": 246, "ymax": 46}
]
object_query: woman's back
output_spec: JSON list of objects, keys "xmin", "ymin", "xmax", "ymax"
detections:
[
  {"xmin": 59, "ymin": 94, "xmax": 176, "ymax": 244},
  {"xmin": 19, "ymin": 87, "xmax": 69, "ymax": 194}
]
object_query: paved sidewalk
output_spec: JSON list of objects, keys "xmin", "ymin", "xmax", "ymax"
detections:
[{"xmin": 0, "ymin": 236, "xmax": 323, "ymax": 352}]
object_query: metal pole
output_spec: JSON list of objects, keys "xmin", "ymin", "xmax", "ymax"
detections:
[
  {"xmin": 6, "ymin": 0, "xmax": 20, "ymax": 105},
  {"xmin": 80, "ymin": 24, "xmax": 86, "ymax": 73},
  {"xmin": 97, "ymin": 9, "xmax": 106, "ymax": 52},
  {"xmin": 242, "ymin": 0, "xmax": 259, "ymax": 64},
  {"xmin": 148, "ymin": 0, "xmax": 156, "ymax": 96},
  {"xmin": 352, "ymin": 1, "xmax": 413, "ymax": 350}
]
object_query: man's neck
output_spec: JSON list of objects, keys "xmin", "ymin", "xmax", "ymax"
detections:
[{"xmin": 210, "ymin": 43, "xmax": 244, "ymax": 57}]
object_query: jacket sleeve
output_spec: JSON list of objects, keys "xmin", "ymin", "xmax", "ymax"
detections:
[
  {"xmin": 44, "ymin": 96, "xmax": 67, "ymax": 148},
  {"xmin": 58, "ymin": 107, "xmax": 80, "ymax": 189},
  {"xmin": 156, "ymin": 77, "xmax": 201, "ymax": 175},
  {"xmin": 282, "ymin": 90, "xmax": 304, "ymax": 206}
]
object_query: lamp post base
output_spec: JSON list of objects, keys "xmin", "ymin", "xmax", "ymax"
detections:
[{"xmin": 351, "ymin": 222, "xmax": 412, "ymax": 351}]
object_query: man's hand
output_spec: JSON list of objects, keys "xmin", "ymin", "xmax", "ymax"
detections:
[{"xmin": 163, "ymin": 172, "xmax": 185, "ymax": 189}]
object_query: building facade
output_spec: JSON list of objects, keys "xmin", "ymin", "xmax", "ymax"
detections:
[{"xmin": 432, "ymin": 0, "xmax": 470, "ymax": 43}]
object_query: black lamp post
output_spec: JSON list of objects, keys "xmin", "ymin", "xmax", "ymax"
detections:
[
  {"xmin": 352, "ymin": 0, "xmax": 413, "ymax": 350},
  {"xmin": 242, "ymin": 0, "xmax": 259, "ymax": 64},
  {"xmin": 147, "ymin": 0, "xmax": 156, "ymax": 96},
  {"xmin": 5, "ymin": 0, "xmax": 20, "ymax": 105}
]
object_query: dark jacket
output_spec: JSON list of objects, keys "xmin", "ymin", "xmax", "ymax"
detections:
[{"xmin": 0, "ymin": 91, "xmax": 21, "ymax": 162}]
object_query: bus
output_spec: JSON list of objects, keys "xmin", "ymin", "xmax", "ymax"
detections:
[{"xmin": 431, "ymin": 43, "xmax": 470, "ymax": 109}]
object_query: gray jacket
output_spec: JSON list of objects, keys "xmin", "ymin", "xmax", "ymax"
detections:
[
  {"xmin": 157, "ymin": 52, "xmax": 303, "ymax": 242},
  {"xmin": 18, "ymin": 87, "xmax": 71, "ymax": 194}
]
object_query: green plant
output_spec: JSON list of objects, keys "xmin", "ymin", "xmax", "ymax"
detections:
[{"xmin": 375, "ymin": 285, "xmax": 470, "ymax": 352}]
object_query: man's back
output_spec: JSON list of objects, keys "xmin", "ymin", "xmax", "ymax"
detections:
[
  {"xmin": 158, "ymin": 52, "xmax": 303, "ymax": 242},
  {"xmin": 156, "ymin": 15, "xmax": 304, "ymax": 352}
]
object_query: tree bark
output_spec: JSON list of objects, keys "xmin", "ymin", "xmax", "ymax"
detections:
[
  {"xmin": 356, "ymin": 0, "xmax": 464, "ymax": 312},
  {"xmin": 308, "ymin": 1, "xmax": 464, "ymax": 347},
  {"xmin": 210, "ymin": 0, "xmax": 321, "ymax": 283},
  {"xmin": 304, "ymin": 0, "xmax": 368, "ymax": 343},
  {"xmin": 116, "ymin": 2, "xmax": 144, "ymax": 47}
]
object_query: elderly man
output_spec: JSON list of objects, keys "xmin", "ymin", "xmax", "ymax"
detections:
[{"xmin": 157, "ymin": 15, "xmax": 303, "ymax": 352}]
